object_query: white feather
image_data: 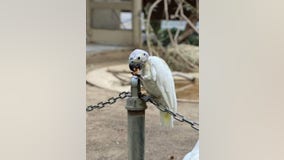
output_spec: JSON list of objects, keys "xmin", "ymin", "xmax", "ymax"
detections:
[
  {"xmin": 141, "ymin": 56, "xmax": 177, "ymax": 127},
  {"xmin": 128, "ymin": 49, "xmax": 177, "ymax": 127},
  {"xmin": 183, "ymin": 140, "xmax": 199, "ymax": 160}
]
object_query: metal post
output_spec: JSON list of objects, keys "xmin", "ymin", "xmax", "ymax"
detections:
[{"xmin": 125, "ymin": 76, "xmax": 147, "ymax": 160}]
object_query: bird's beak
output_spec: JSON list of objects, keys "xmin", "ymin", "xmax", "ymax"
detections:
[{"xmin": 129, "ymin": 61, "xmax": 143, "ymax": 72}]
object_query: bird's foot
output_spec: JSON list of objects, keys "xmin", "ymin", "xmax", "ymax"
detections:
[
  {"xmin": 139, "ymin": 94, "xmax": 152, "ymax": 102},
  {"xmin": 131, "ymin": 68, "xmax": 141, "ymax": 76}
]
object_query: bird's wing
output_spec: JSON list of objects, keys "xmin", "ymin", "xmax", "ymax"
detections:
[{"xmin": 148, "ymin": 56, "xmax": 177, "ymax": 112}]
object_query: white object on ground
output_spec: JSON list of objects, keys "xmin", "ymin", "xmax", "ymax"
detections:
[{"xmin": 183, "ymin": 140, "xmax": 199, "ymax": 160}]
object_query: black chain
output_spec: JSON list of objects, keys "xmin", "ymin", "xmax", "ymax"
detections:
[
  {"xmin": 145, "ymin": 96, "xmax": 199, "ymax": 131},
  {"xmin": 86, "ymin": 91, "xmax": 131, "ymax": 112},
  {"xmin": 86, "ymin": 91, "xmax": 199, "ymax": 131}
]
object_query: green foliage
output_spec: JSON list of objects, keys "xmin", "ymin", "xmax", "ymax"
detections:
[
  {"xmin": 188, "ymin": 32, "xmax": 199, "ymax": 46},
  {"xmin": 157, "ymin": 28, "xmax": 175, "ymax": 46},
  {"xmin": 183, "ymin": 1, "xmax": 198, "ymax": 14},
  {"xmin": 156, "ymin": 28, "xmax": 199, "ymax": 46}
]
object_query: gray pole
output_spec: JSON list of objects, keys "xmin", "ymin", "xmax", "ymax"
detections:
[{"xmin": 125, "ymin": 76, "xmax": 147, "ymax": 160}]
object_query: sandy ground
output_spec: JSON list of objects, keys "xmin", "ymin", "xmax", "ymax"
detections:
[{"xmin": 86, "ymin": 50, "xmax": 199, "ymax": 160}]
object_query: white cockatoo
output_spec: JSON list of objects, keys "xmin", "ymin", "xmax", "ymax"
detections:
[{"xmin": 128, "ymin": 49, "xmax": 177, "ymax": 127}]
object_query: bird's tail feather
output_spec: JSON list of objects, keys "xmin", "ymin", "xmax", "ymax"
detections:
[{"xmin": 160, "ymin": 111, "xmax": 173, "ymax": 127}]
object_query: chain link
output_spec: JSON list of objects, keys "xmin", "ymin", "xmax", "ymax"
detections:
[
  {"xmin": 86, "ymin": 91, "xmax": 199, "ymax": 131},
  {"xmin": 86, "ymin": 91, "xmax": 131, "ymax": 112},
  {"xmin": 145, "ymin": 96, "xmax": 199, "ymax": 131}
]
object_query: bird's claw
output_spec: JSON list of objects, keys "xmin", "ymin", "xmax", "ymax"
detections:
[
  {"xmin": 131, "ymin": 68, "xmax": 141, "ymax": 76},
  {"xmin": 140, "ymin": 94, "xmax": 153, "ymax": 102}
]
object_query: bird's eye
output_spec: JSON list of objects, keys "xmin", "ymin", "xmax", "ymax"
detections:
[{"xmin": 138, "ymin": 56, "xmax": 140, "ymax": 60}]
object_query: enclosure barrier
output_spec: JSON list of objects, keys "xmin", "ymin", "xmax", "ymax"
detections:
[{"xmin": 86, "ymin": 75, "xmax": 199, "ymax": 160}]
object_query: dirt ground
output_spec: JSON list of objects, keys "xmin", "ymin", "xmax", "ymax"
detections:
[{"xmin": 86, "ymin": 50, "xmax": 199, "ymax": 160}]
